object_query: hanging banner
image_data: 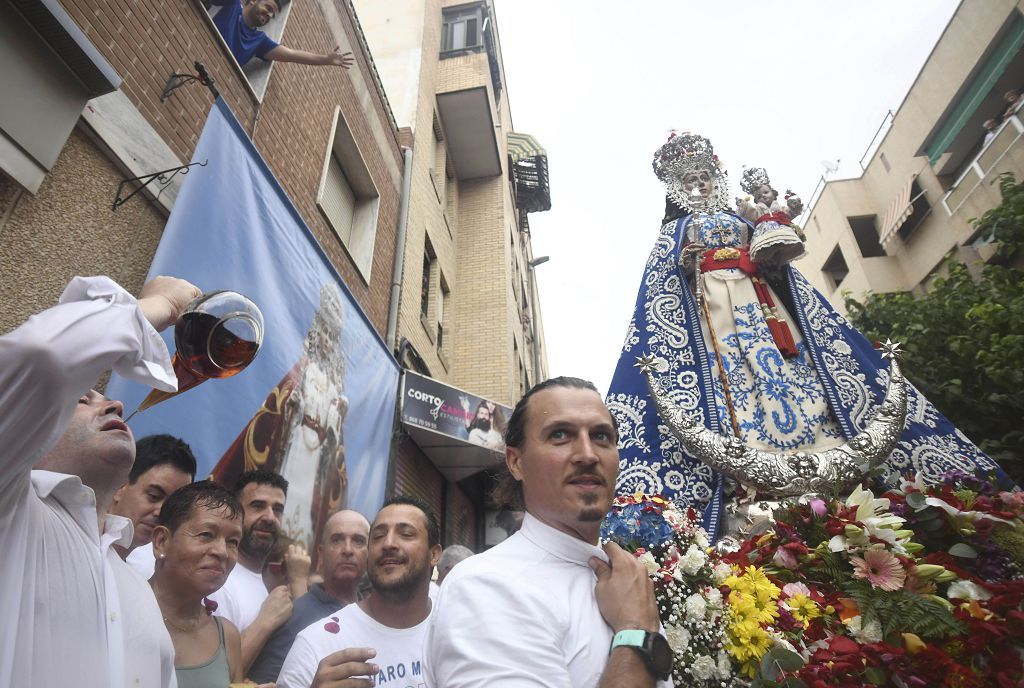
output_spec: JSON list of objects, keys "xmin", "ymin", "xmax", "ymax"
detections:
[{"xmin": 108, "ymin": 98, "xmax": 399, "ymax": 552}]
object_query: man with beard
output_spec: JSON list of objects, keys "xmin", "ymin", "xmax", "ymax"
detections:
[
  {"xmin": 209, "ymin": 470, "xmax": 312, "ymax": 673},
  {"xmin": 425, "ymin": 377, "xmax": 671, "ymax": 687},
  {"xmin": 276, "ymin": 496, "xmax": 441, "ymax": 688},
  {"xmin": 249, "ymin": 509, "xmax": 370, "ymax": 684},
  {"xmin": 466, "ymin": 402, "xmax": 503, "ymax": 450}
]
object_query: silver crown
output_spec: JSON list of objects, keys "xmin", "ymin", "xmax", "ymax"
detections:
[
  {"xmin": 652, "ymin": 132, "xmax": 729, "ymax": 212},
  {"xmin": 740, "ymin": 167, "xmax": 772, "ymax": 195}
]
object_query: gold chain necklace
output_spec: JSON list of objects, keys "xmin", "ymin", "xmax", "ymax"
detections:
[
  {"xmin": 151, "ymin": 581, "xmax": 207, "ymax": 634},
  {"xmin": 162, "ymin": 612, "xmax": 206, "ymax": 634}
]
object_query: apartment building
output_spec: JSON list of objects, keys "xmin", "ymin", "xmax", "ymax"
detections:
[
  {"xmin": 354, "ymin": 0, "xmax": 552, "ymax": 548},
  {"xmin": 796, "ymin": 0, "xmax": 1024, "ymax": 308}
]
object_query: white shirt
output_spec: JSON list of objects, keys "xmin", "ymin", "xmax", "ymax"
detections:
[
  {"xmin": 109, "ymin": 533, "xmax": 178, "ymax": 687},
  {"xmin": 278, "ymin": 603, "xmax": 431, "ymax": 688},
  {"xmin": 209, "ymin": 562, "xmax": 269, "ymax": 632},
  {"xmin": 0, "ymin": 276, "xmax": 177, "ymax": 688},
  {"xmin": 127, "ymin": 541, "xmax": 158, "ymax": 578},
  {"xmin": 424, "ymin": 513, "xmax": 612, "ymax": 688}
]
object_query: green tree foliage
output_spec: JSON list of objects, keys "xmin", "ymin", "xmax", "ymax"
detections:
[{"xmin": 844, "ymin": 173, "xmax": 1024, "ymax": 486}]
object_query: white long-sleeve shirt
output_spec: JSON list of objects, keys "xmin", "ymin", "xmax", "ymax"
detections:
[
  {"xmin": 0, "ymin": 276, "xmax": 178, "ymax": 688},
  {"xmin": 424, "ymin": 513, "xmax": 613, "ymax": 688}
]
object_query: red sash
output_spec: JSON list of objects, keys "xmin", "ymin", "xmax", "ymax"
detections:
[
  {"xmin": 755, "ymin": 211, "xmax": 792, "ymax": 225},
  {"xmin": 699, "ymin": 247, "xmax": 798, "ymax": 358}
]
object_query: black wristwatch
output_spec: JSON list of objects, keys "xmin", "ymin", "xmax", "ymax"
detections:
[{"xmin": 610, "ymin": 629, "xmax": 673, "ymax": 681}]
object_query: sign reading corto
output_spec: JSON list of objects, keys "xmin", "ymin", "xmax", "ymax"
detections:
[{"xmin": 401, "ymin": 371, "xmax": 511, "ymax": 453}]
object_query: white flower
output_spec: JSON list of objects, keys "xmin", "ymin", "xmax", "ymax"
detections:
[
  {"xmin": 694, "ymin": 530, "xmax": 710, "ymax": 549},
  {"xmin": 665, "ymin": 624, "xmax": 691, "ymax": 654},
  {"xmin": 947, "ymin": 580, "xmax": 992, "ymax": 601},
  {"xmin": 638, "ymin": 551, "xmax": 660, "ymax": 577},
  {"xmin": 691, "ymin": 654, "xmax": 716, "ymax": 681},
  {"xmin": 705, "ymin": 588, "xmax": 723, "ymax": 608},
  {"xmin": 844, "ymin": 615, "xmax": 882, "ymax": 643},
  {"xmin": 679, "ymin": 544, "xmax": 706, "ymax": 575},
  {"xmin": 684, "ymin": 593, "xmax": 707, "ymax": 620},
  {"xmin": 712, "ymin": 561, "xmax": 732, "ymax": 584},
  {"xmin": 846, "ymin": 485, "xmax": 906, "ymax": 539},
  {"xmin": 716, "ymin": 651, "xmax": 733, "ymax": 679}
]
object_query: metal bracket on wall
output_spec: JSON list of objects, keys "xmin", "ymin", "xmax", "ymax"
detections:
[
  {"xmin": 111, "ymin": 160, "xmax": 208, "ymax": 211},
  {"xmin": 160, "ymin": 61, "xmax": 220, "ymax": 102}
]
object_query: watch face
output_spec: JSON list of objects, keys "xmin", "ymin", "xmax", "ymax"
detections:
[{"xmin": 649, "ymin": 633, "xmax": 673, "ymax": 679}]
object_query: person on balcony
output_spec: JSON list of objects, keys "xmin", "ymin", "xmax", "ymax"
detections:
[
  {"xmin": 1003, "ymin": 89, "xmax": 1023, "ymax": 119},
  {"xmin": 983, "ymin": 118, "xmax": 1001, "ymax": 146},
  {"xmin": 206, "ymin": 0, "xmax": 354, "ymax": 70}
]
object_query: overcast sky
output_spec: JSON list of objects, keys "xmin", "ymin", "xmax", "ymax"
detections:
[{"xmin": 494, "ymin": 0, "xmax": 960, "ymax": 394}]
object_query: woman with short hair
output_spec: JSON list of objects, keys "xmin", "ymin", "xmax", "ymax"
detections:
[{"xmin": 149, "ymin": 481, "xmax": 259, "ymax": 687}]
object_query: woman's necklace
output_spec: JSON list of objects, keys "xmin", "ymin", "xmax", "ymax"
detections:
[
  {"xmin": 162, "ymin": 613, "xmax": 205, "ymax": 634},
  {"xmin": 151, "ymin": 579, "xmax": 208, "ymax": 634}
]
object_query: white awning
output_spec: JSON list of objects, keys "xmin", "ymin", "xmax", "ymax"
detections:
[{"xmin": 879, "ymin": 176, "xmax": 916, "ymax": 247}]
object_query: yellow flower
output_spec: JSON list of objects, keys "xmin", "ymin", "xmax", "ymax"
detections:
[
  {"xmin": 784, "ymin": 593, "xmax": 820, "ymax": 627},
  {"xmin": 751, "ymin": 578, "xmax": 781, "ymax": 603},
  {"xmin": 745, "ymin": 626, "xmax": 773, "ymax": 659},
  {"xmin": 749, "ymin": 593, "xmax": 780, "ymax": 625},
  {"xmin": 728, "ymin": 616, "xmax": 760, "ymax": 640},
  {"xmin": 902, "ymin": 632, "xmax": 926, "ymax": 655},
  {"xmin": 742, "ymin": 566, "xmax": 773, "ymax": 589},
  {"xmin": 728, "ymin": 592, "xmax": 759, "ymax": 624}
]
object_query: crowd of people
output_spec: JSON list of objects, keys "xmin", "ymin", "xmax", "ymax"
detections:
[{"xmin": 0, "ymin": 273, "xmax": 670, "ymax": 687}]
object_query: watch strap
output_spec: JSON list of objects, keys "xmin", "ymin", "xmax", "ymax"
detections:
[
  {"xmin": 610, "ymin": 629, "xmax": 672, "ymax": 681},
  {"xmin": 610, "ymin": 629, "xmax": 648, "ymax": 651}
]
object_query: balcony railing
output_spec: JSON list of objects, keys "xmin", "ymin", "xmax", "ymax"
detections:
[{"xmin": 942, "ymin": 115, "xmax": 1024, "ymax": 216}]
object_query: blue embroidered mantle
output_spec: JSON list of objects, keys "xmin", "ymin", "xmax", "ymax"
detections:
[{"xmin": 606, "ymin": 214, "xmax": 1007, "ymax": 539}]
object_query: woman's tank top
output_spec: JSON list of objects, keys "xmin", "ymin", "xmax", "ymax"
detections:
[{"xmin": 175, "ymin": 615, "xmax": 231, "ymax": 688}]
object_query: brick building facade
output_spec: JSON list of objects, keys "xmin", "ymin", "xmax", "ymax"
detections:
[{"xmin": 1, "ymin": 0, "xmax": 402, "ymax": 335}]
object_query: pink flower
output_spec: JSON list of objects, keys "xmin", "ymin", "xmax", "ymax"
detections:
[
  {"xmin": 782, "ymin": 582, "xmax": 811, "ymax": 599},
  {"xmin": 810, "ymin": 499, "xmax": 828, "ymax": 516},
  {"xmin": 850, "ymin": 549, "xmax": 906, "ymax": 591}
]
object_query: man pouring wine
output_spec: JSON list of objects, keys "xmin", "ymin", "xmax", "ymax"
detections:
[{"xmin": 0, "ymin": 274, "xmax": 200, "ymax": 688}]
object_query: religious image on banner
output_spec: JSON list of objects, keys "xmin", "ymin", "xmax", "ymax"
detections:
[
  {"xmin": 107, "ymin": 98, "xmax": 399, "ymax": 560},
  {"xmin": 211, "ymin": 283, "xmax": 349, "ymax": 553}
]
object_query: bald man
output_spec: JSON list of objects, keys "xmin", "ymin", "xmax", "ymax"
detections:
[
  {"xmin": 436, "ymin": 544, "xmax": 474, "ymax": 585},
  {"xmin": 248, "ymin": 510, "xmax": 370, "ymax": 684}
]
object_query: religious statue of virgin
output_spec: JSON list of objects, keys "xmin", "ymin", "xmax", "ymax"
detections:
[{"xmin": 606, "ymin": 132, "xmax": 1009, "ymax": 538}]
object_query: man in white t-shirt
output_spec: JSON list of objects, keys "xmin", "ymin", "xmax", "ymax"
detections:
[
  {"xmin": 425, "ymin": 377, "xmax": 673, "ymax": 688},
  {"xmin": 209, "ymin": 469, "xmax": 310, "ymax": 673},
  {"xmin": 277, "ymin": 496, "xmax": 441, "ymax": 688}
]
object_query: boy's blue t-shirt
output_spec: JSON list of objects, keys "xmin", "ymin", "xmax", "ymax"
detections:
[{"xmin": 209, "ymin": 0, "xmax": 279, "ymax": 66}]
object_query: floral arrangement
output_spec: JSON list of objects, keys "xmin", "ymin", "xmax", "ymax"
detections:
[
  {"xmin": 601, "ymin": 493, "xmax": 741, "ymax": 686},
  {"xmin": 717, "ymin": 471, "xmax": 1024, "ymax": 688},
  {"xmin": 604, "ymin": 472, "xmax": 1024, "ymax": 688}
]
